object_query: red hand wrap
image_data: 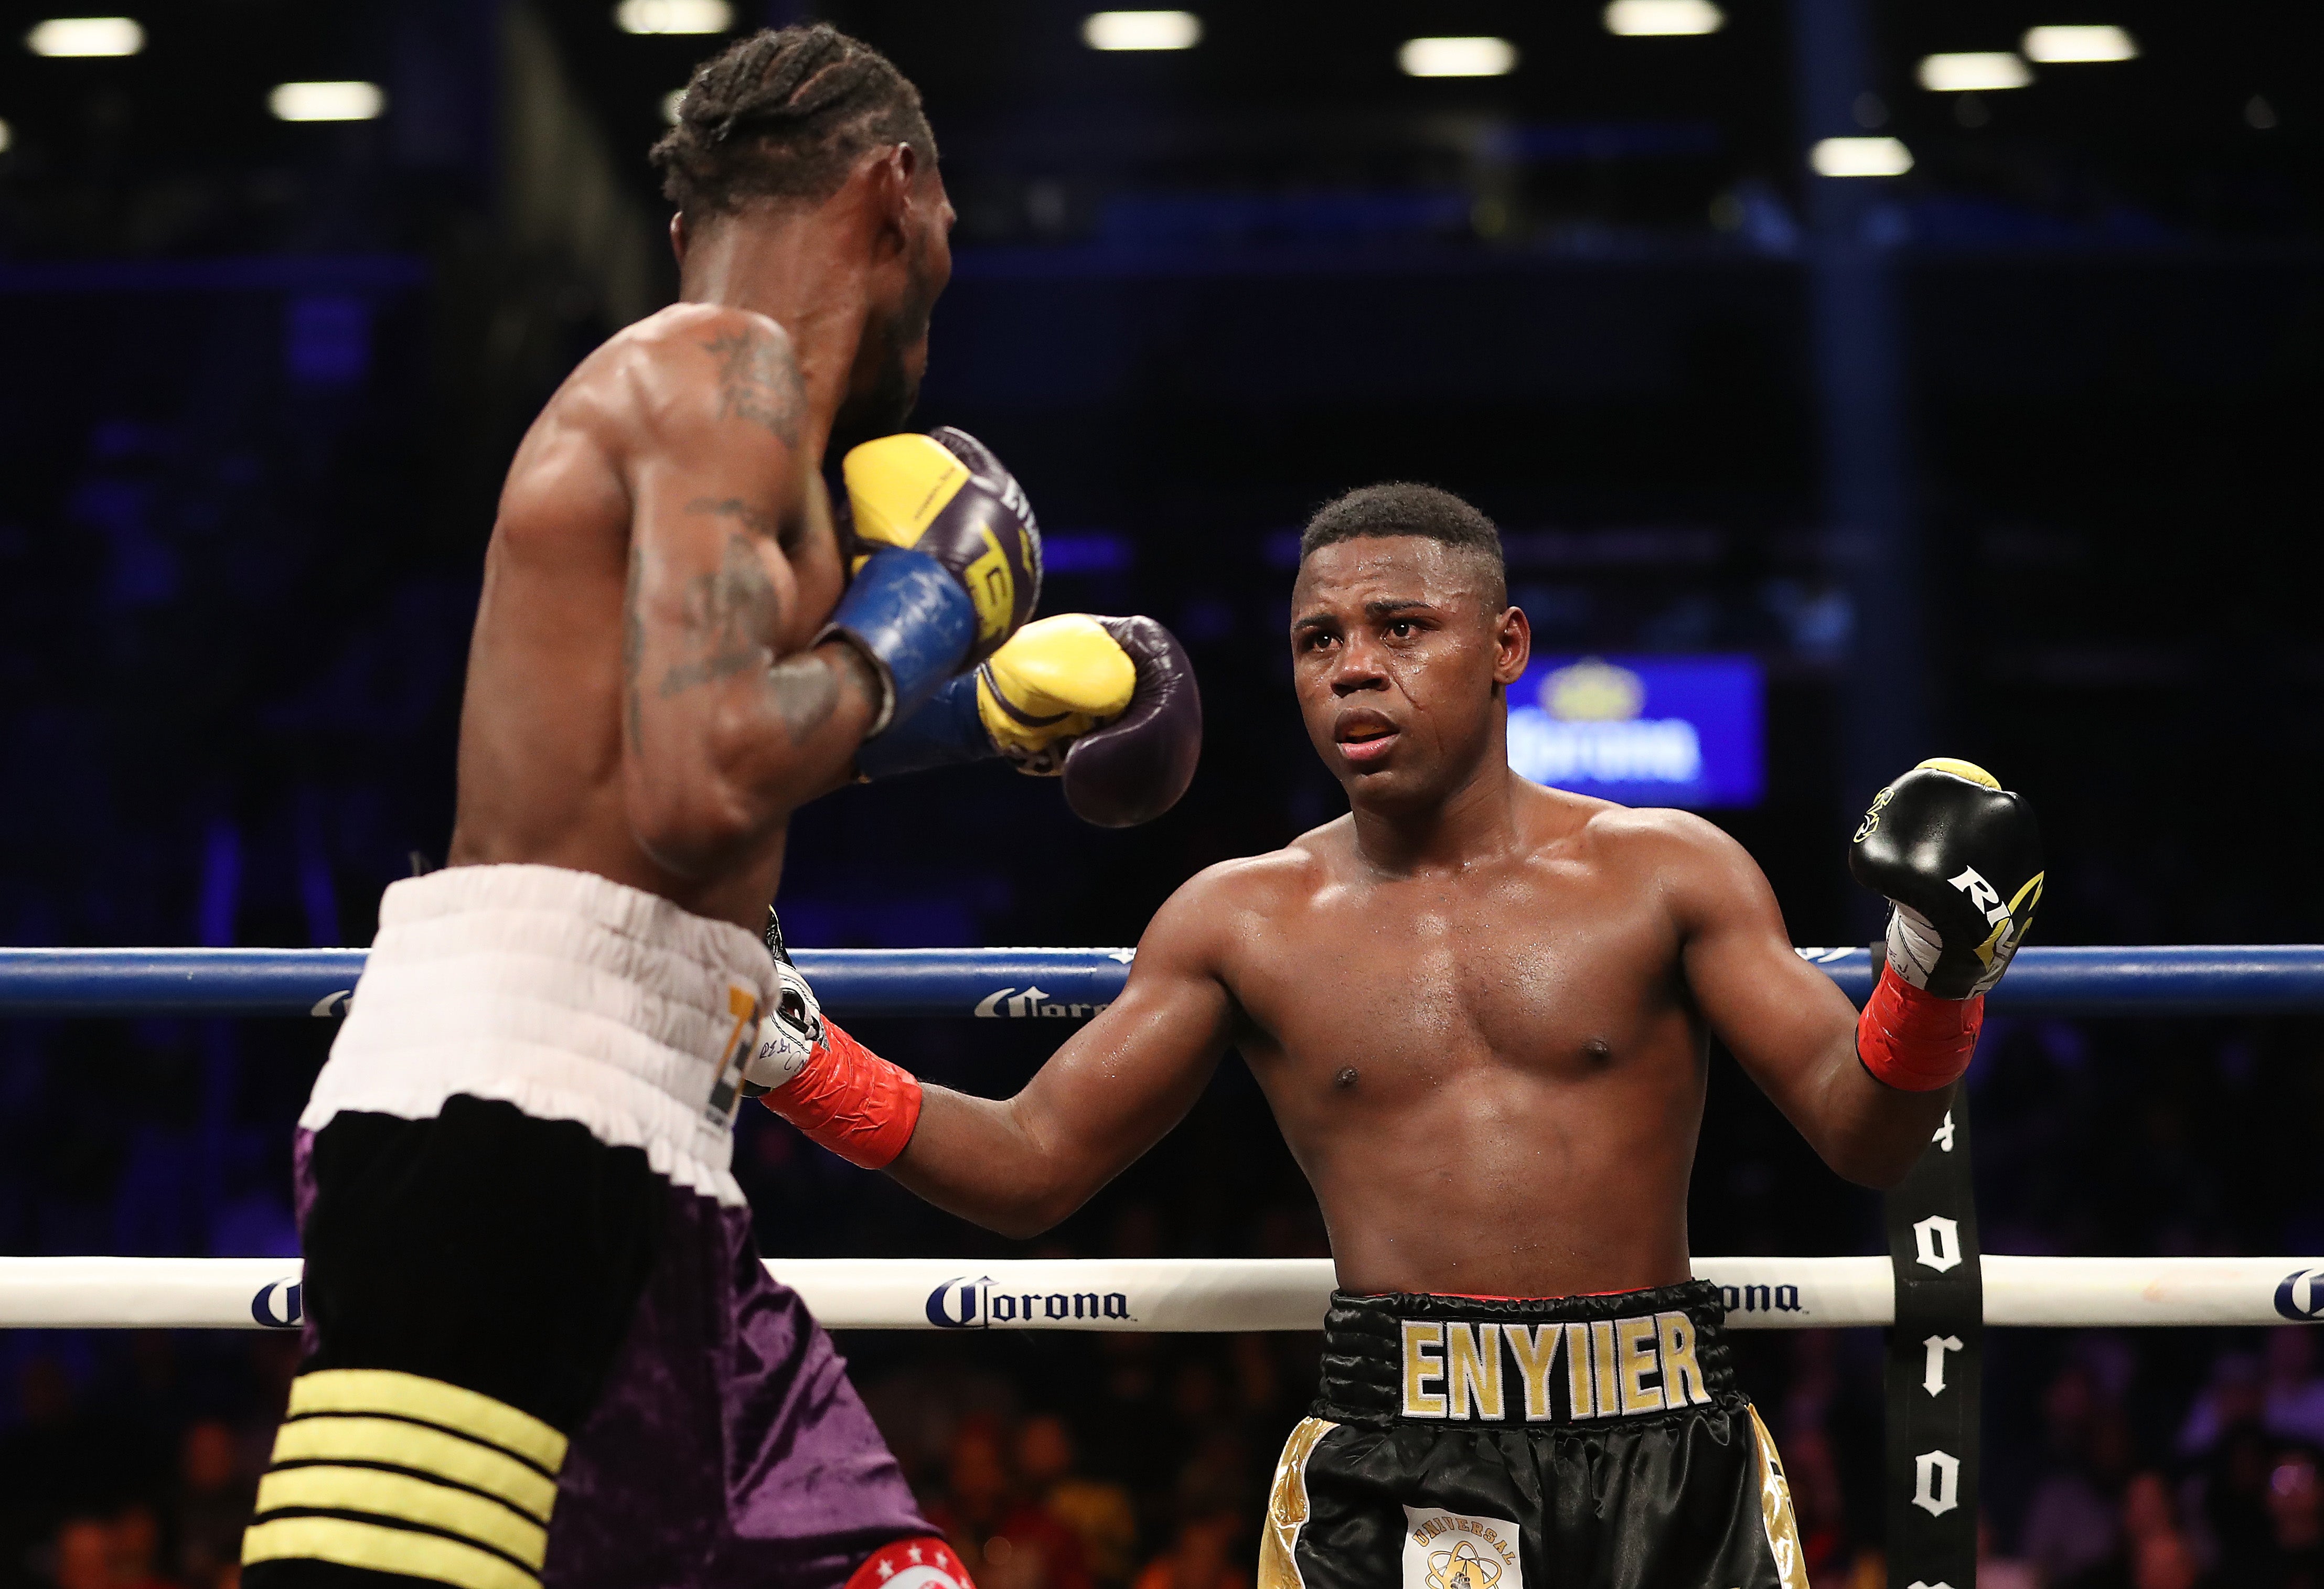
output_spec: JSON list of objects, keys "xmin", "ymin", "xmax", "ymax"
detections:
[
  {"xmin": 761, "ymin": 1017, "xmax": 923, "ymax": 1169},
  {"xmin": 1856, "ymin": 962, "xmax": 1984, "ymax": 1091}
]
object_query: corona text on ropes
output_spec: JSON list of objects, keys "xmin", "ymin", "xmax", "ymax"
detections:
[
  {"xmin": 1718, "ymin": 1283, "xmax": 1804, "ymax": 1317},
  {"xmin": 925, "ymin": 1275, "xmax": 1134, "ymax": 1328},
  {"xmin": 972, "ymin": 986, "xmax": 1113, "ymax": 1019}
]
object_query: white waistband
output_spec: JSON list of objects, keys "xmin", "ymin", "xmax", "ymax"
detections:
[{"xmin": 301, "ymin": 864, "xmax": 779, "ymax": 1207}]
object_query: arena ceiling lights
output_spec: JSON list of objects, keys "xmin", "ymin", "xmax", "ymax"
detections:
[
  {"xmin": 614, "ymin": 0, "xmax": 732, "ymax": 36},
  {"xmin": 269, "ymin": 82, "xmax": 386, "ymax": 122},
  {"xmin": 1602, "ymin": 1, "xmax": 1726, "ymax": 38},
  {"xmin": 1916, "ymin": 51, "xmax": 2034, "ymax": 92},
  {"xmin": 1398, "ymin": 37, "xmax": 1519, "ymax": 78},
  {"xmin": 2022, "ymin": 25, "xmax": 2139, "ymax": 63},
  {"xmin": 23, "ymin": 16, "xmax": 143, "ymax": 57},
  {"xmin": 1081, "ymin": 12, "xmax": 1203, "ymax": 51},
  {"xmin": 1809, "ymin": 136, "xmax": 1914, "ymax": 178}
]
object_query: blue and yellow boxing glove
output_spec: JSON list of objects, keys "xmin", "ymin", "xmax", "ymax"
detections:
[
  {"xmin": 821, "ymin": 427, "xmax": 1043, "ymax": 733},
  {"xmin": 858, "ymin": 613, "xmax": 1203, "ymax": 827}
]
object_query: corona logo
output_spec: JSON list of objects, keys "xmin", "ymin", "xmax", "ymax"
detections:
[
  {"xmin": 1509, "ymin": 658, "xmax": 1702, "ymax": 788},
  {"xmin": 926, "ymin": 1276, "xmax": 1133, "ymax": 1328},
  {"xmin": 251, "ymin": 1278, "xmax": 303, "ymax": 1329},
  {"xmin": 1542, "ymin": 658, "xmax": 1644, "ymax": 721},
  {"xmin": 2277, "ymin": 1269, "xmax": 2324, "ymax": 1322},
  {"xmin": 972, "ymin": 986, "xmax": 1112, "ymax": 1019}
]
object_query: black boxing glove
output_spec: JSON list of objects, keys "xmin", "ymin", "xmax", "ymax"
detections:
[
  {"xmin": 855, "ymin": 613, "xmax": 1203, "ymax": 826},
  {"xmin": 1847, "ymin": 757, "xmax": 2045, "ymax": 1089},
  {"xmin": 820, "ymin": 428, "xmax": 1044, "ymax": 733}
]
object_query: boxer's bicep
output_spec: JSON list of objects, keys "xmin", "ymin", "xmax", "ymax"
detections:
[
  {"xmin": 1672, "ymin": 827, "xmax": 1865, "ymax": 1129},
  {"xmin": 617, "ymin": 341, "xmax": 874, "ymax": 864},
  {"xmin": 1675, "ymin": 830, "xmax": 1947, "ymax": 1186}
]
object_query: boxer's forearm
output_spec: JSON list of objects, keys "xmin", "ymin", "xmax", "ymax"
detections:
[
  {"xmin": 888, "ymin": 1085, "xmax": 1099, "ymax": 1240},
  {"xmin": 1788, "ymin": 1034, "xmax": 1957, "ymax": 1188}
]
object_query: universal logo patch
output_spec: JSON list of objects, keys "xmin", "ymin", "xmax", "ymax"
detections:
[{"xmin": 1401, "ymin": 1507, "xmax": 1523, "ymax": 1589}]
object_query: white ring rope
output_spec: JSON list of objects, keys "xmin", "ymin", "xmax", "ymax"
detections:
[{"xmin": 3, "ymin": 1255, "xmax": 2319, "ymax": 1332}]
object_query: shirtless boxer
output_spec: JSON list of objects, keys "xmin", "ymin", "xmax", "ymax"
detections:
[
  {"xmin": 757, "ymin": 482, "xmax": 2042, "ymax": 1588},
  {"xmin": 243, "ymin": 25, "xmax": 1197, "ymax": 1589}
]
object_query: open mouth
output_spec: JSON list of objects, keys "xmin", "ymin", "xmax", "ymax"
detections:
[{"xmin": 1335, "ymin": 716, "xmax": 1400, "ymax": 765}]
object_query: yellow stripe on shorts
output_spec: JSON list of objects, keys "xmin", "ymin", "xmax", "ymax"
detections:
[
  {"xmin": 255, "ymin": 1464, "xmax": 546, "ymax": 1570},
  {"xmin": 271, "ymin": 1415, "xmax": 558, "ymax": 1521},
  {"xmin": 287, "ymin": 1370, "xmax": 567, "ymax": 1472},
  {"xmin": 243, "ymin": 1514, "xmax": 537, "ymax": 1589}
]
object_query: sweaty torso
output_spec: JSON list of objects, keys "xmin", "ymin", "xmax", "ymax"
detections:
[
  {"xmin": 1215, "ymin": 784, "xmax": 1707, "ymax": 1296},
  {"xmin": 445, "ymin": 303, "xmax": 844, "ymax": 920}
]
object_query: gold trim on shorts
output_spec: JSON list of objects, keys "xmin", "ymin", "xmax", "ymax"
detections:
[
  {"xmin": 1748, "ymin": 1405, "xmax": 1808, "ymax": 1589},
  {"xmin": 1259, "ymin": 1416, "xmax": 1338, "ymax": 1589}
]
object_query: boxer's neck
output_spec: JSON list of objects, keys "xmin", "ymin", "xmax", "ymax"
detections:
[
  {"xmin": 1350, "ymin": 753, "xmax": 1525, "ymax": 877},
  {"xmin": 678, "ymin": 206, "xmax": 875, "ymax": 463}
]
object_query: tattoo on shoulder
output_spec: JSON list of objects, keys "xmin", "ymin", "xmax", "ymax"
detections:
[{"xmin": 702, "ymin": 327, "xmax": 804, "ymax": 445}]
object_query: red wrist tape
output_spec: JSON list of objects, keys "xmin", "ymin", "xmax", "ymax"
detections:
[
  {"xmin": 761, "ymin": 1017, "xmax": 923, "ymax": 1169},
  {"xmin": 1856, "ymin": 962, "xmax": 1983, "ymax": 1092}
]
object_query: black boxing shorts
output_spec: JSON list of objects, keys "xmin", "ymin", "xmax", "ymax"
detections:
[{"xmin": 1259, "ymin": 1283, "xmax": 1805, "ymax": 1589}]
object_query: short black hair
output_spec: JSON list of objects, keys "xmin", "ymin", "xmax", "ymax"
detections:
[
  {"xmin": 650, "ymin": 25, "xmax": 936, "ymax": 223},
  {"xmin": 1298, "ymin": 482, "xmax": 1507, "ymax": 608}
]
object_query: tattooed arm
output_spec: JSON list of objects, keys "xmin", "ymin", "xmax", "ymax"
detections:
[{"xmin": 619, "ymin": 311, "xmax": 879, "ymax": 877}]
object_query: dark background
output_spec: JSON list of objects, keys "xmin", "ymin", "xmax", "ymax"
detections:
[{"xmin": 1, "ymin": 2, "xmax": 2320, "ymax": 1586}]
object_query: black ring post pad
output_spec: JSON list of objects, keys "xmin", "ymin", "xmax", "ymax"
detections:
[{"xmin": 1884, "ymin": 1090, "xmax": 1982, "ymax": 1589}]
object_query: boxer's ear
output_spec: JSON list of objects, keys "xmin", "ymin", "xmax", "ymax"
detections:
[{"xmin": 669, "ymin": 212, "xmax": 688, "ymax": 267}]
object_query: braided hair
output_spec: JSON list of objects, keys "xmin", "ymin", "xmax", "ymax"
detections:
[{"xmin": 650, "ymin": 25, "xmax": 936, "ymax": 221}]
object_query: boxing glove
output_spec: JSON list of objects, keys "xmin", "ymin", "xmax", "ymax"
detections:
[
  {"xmin": 1847, "ymin": 757, "xmax": 2045, "ymax": 1090},
  {"xmin": 856, "ymin": 613, "xmax": 1204, "ymax": 828},
  {"xmin": 821, "ymin": 428, "xmax": 1044, "ymax": 733},
  {"xmin": 749, "ymin": 910, "xmax": 923, "ymax": 1167}
]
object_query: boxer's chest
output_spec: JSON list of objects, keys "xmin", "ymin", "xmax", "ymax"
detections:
[{"xmin": 1231, "ymin": 856, "xmax": 1682, "ymax": 1089}]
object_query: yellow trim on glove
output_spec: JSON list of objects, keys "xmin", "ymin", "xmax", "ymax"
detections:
[
  {"xmin": 976, "ymin": 614, "xmax": 1138, "ymax": 764},
  {"xmin": 842, "ymin": 433, "xmax": 971, "ymax": 550},
  {"xmin": 1915, "ymin": 756, "xmax": 2000, "ymax": 789}
]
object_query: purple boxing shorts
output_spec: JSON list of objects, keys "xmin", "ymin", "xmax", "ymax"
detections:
[{"xmin": 241, "ymin": 865, "xmax": 931, "ymax": 1589}]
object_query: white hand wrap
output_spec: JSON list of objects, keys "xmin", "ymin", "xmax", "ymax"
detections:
[
  {"xmin": 741, "ymin": 957, "xmax": 824, "ymax": 1097},
  {"xmin": 1884, "ymin": 904, "xmax": 1946, "ymax": 991}
]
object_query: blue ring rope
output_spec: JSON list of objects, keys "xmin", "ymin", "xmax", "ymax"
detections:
[{"xmin": 0, "ymin": 944, "xmax": 2319, "ymax": 1018}]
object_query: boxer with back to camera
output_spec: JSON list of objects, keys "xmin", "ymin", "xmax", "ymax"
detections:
[
  {"xmin": 759, "ymin": 482, "xmax": 2042, "ymax": 1588},
  {"xmin": 243, "ymin": 25, "xmax": 1198, "ymax": 1589}
]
